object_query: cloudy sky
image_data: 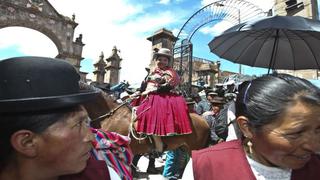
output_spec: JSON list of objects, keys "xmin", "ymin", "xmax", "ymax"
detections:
[{"xmin": 0, "ymin": 0, "xmax": 274, "ymax": 84}]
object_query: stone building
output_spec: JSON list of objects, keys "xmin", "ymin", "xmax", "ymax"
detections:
[
  {"xmin": 172, "ymin": 56, "xmax": 220, "ymax": 87},
  {"xmin": 105, "ymin": 46, "xmax": 122, "ymax": 86},
  {"xmin": 274, "ymin": 0, "xmax": 320, "ymax": 79},
  {"xmin": 93, "ymin": 52, "xmax": 106, "ymax": 84},
  {"xmin": 0, "ymin": 0, "xmax": 88, "ymax": 81},
  {"xmin": 146, "ymin": 28, "xmax": 178, "ymax": 68},
  {"xmin": 92, "ymin": 46, "xmax": 122, "ymax": 87}
]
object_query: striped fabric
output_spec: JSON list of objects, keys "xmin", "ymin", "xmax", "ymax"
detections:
[{"xmin": 90, "ymin": 128, "xmax": 133, "ymax": 180}]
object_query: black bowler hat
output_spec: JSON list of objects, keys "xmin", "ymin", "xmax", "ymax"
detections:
[{"xmin": 0, "ymin": 56, "xmax": 99, "ymax": 113}]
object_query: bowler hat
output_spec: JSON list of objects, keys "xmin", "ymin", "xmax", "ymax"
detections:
[
  {"xmin": 154, "ymin": 48, "xmax": 173, "ymax": 60},
  {"xmin": 210, "ymin": 97, "xmax": 225, "ymax": 104},
  {"xmin": 0, "ymin": 56, "xmax": 99, "ymax": 113}
]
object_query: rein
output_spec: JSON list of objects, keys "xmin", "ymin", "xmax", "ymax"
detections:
[
  {"xmin": 90, "ymin": 97, "xmax": 149, "ymax": 141},
  {"xmin": 91, "ymin": 101, "xmax": 128, "ymax": 123}
]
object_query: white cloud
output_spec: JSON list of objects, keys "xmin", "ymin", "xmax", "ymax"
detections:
[
  {"xmin": 158, "ymin": 0, "xmax": 171, "ymax": 5},
  {"xmin": 198, "ymin": 0, "xmax": 274, "ymax": 37},
  {"xmin": 47, "ymin": 0, "xmax": 179, "ymax": 83},
  {"xmin": 0, "ymin": 27, "xmax": 58, "ymax": 57},
  {"xmin": 120, "ymin": 11, "xmax": 176, "ymax": 34},
  {"xmin": 199, "ymin": 21, "xmax": 234, "ymax": 36},
  {"xmin": 171, "ymin": 28, "xmax": 181, "ymax": 36},
  {"xmin": 0, "ymin": 0, "xmax": 182, "ymax": 84},
  {"xmin": 201, "ymin": 0, "xmax": 274, "ymax": 12}
]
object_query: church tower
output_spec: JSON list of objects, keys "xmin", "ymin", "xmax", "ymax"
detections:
[
  {"xmin": 105, "ymin": 46, "xmax": 122, "ymax": 86},
  {"xmin": 93, "ymin": 52, "xmax": 106, "ymax": 84},
  {"xmin": 146, "ymin": 28, "xmax": 178, "ymax": 69}
]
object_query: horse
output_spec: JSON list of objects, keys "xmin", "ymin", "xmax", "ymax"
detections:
[{"xmin": 82, "ymin": 84, "xmax": 210, "ymax": 155}]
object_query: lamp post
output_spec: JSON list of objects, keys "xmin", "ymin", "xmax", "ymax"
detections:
[
  {"xmin": 237, "ymin": 8, "xmax": 242, "ymax": 74},
  {"xmin": 214, "ymin": 2, "xmax": 242, "ymax": 74}
]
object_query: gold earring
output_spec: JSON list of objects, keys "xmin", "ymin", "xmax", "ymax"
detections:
[{"xmin": 247, "ymin": 140, "xmax": 253, "ymax": 154}]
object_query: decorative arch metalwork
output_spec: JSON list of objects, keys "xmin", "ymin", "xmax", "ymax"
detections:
[
  {"xmin": 175, "ymin": 0, "xmax": 266, "ymax": 45},
  {"xmin": 173, "ymin": 0, "xmax": 268, "ymax": 94}
]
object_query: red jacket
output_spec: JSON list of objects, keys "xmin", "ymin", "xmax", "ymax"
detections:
[
  {"xmin": 192, "ymin": 140, "xmax": 320, "ymax": 180},
  {"xmin": 59, "ymin": 157, "xmax": 110, "ymax": 180}
]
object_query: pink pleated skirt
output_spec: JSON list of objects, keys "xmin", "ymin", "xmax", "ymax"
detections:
[{"xmin": 136, "ymin": 92, "xmax": 192, "ymax": 136}]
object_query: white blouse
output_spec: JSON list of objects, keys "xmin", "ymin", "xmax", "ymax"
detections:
[{"xmin": 246, "ymin": 155, "xmax": 292, "ymax": 180}]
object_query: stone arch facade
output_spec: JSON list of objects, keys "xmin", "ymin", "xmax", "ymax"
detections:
[{"xmin": 0, "ymin": 0, "xmax": 86, "ymax": 79}]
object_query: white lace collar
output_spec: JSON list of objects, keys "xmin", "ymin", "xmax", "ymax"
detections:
[{"xmin": 246, "ymin": 155, "xmax": 292, "ymax": 180}]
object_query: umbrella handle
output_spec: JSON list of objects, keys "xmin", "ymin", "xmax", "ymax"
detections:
[{"xmin": 268, "ymin": 29, "xmax": 279, "ymax": 74}]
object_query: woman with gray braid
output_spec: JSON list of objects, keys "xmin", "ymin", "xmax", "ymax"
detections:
[{"xmin": 183, "ymin": 73, "xmax": 320, "ymax": 180}]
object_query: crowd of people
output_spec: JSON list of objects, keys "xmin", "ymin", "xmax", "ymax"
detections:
[{"xmin": 1, "ymin": 49, "xmax": 320, "ymax": 180}]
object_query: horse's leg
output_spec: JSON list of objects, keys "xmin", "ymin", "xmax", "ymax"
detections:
[
  {"xmin": 161, "ymin": 114, "xmax": 209, "ymax": 155},
  {"xmin": 129, "ymin": 137, "xmax": 155, "ymax": 155}
]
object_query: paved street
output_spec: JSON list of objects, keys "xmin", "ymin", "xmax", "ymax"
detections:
[{"xmin": 134, "ymin": 156, "xmax": 167, "ymax": 180}]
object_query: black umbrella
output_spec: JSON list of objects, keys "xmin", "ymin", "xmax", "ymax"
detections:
[{"xmin": 209, "ymin": 16, "xmax": 320, "ymax": 73}]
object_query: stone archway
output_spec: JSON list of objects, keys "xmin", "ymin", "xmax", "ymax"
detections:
[{"xmin": 0, "ymin": 0, "xmax": 86, "ymax": 79}]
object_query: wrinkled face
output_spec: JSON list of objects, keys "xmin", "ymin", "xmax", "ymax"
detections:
[
  {"xmin": 250, "ymin": 101, "xmax": 320, "ymax": 169},
  {"xmin": 37, "ymin": 106, "xmax": 94, "ymax": 176},
  {"xmin": 156, "ymin": 56, "xmax": 169, "ymax": 69}
]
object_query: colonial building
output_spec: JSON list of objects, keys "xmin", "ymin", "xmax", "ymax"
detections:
[
  {"xmin": 93, "ymin": 52, "xmax": 106, "ymax": 84},
  {"xmin": 274, "ymin": 0, "xmax": 319, "ymax": 79},
  {"xmin": 0, "ymin": 0, "xmax": 88, "ymax": 81},
  {"xmin": 91, "ymin": 46, "xmax": 122, "ymax": 87},
  {"xmin": 172, "ymin": 56, "xmax": 220, "ymax": 87},
  {"xmin": 105, "ymin": 46, "xmax": 122, "ymax": 86},
  {"xmin": 146, "ymin": 28, "xmax": 178, "ymax": 69}
]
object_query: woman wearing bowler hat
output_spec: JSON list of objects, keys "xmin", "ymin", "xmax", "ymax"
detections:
[
  {"xmin": 0, "ymin": 57, "xmax": 129, "ymax": 180},
  {"xmin": 135, "ymin": 48, "xmax": 192, "ymax": 149}
]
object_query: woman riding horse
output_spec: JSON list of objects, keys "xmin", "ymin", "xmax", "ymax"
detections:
[
  {"xmin": 83, "ymin": 49, "xmax": 209, "ymax": 154},
  {"xmin": 133, "ymin": 48, "xmax": 192, "ymax": 152}
]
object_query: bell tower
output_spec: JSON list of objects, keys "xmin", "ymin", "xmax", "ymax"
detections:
[
  {"xmin": 105, "ymin": 46, "xmax": 122, "ymax": 86},
  {"xmin": 146, "ymin": 28, "xmax": 178, "ymax": 69},
  {"xmin": 93, "ymin": 52, "xmax": 106, "ymax": 84}
]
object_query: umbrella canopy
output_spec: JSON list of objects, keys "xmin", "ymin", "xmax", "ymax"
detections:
[{"xmin": 209, "ymin": 16, "xmax": 320, "ymax": 71}]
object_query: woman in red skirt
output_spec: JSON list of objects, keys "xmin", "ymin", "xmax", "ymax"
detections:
[{"xmin": 135, "ymin": 48, "xmax": 192, "ymax": 137}]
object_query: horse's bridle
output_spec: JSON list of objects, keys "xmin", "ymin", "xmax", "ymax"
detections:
[
  {"xmin": 91, "ymin": 101, "xmax": 128, "ymax": 123},
  {"xmin": 90, "ymin": 98, "xmax": 149, "ymax": 141}
]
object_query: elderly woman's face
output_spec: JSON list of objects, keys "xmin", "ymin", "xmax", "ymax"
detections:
[
  {"xmin": 37, "ymin": 106, "xmax": 94, "ymax": 175},
  {"xmin": 156, "ymin": 56, "xmax": 169, "ymax": 69},
  {"xmin": 251, "ymin": 101, "xmax": 320, "ymax": 169}
]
